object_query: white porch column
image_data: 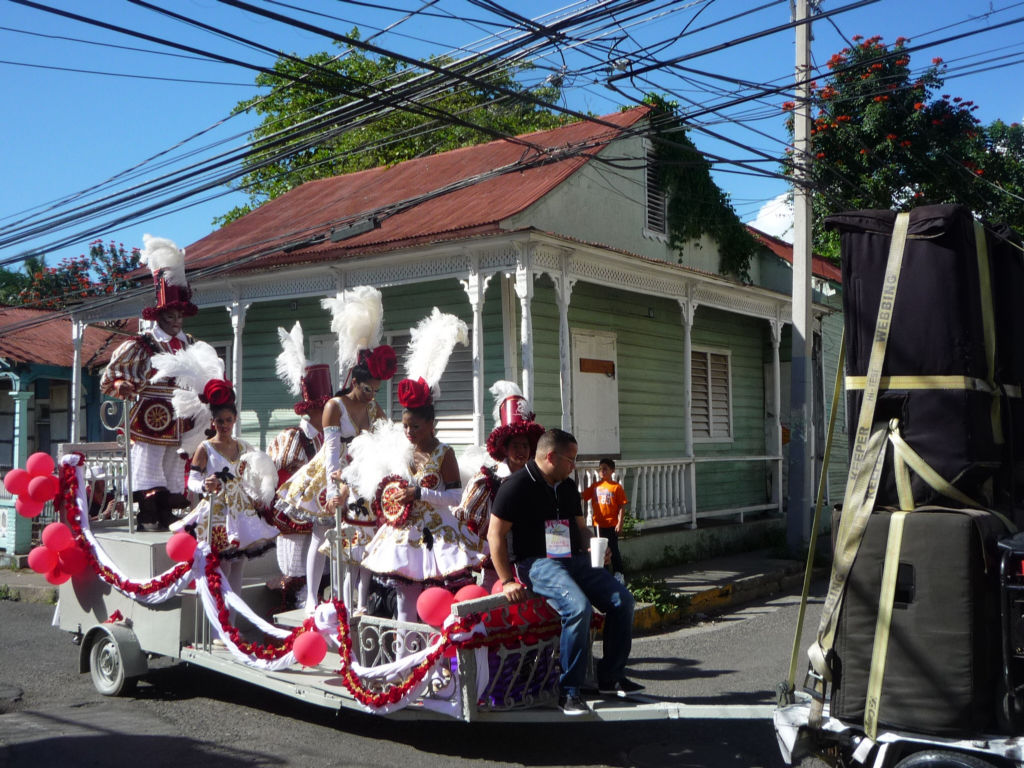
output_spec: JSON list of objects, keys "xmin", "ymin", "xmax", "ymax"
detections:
[
  {"xmin": 514, "ymin": 259, "xmax": 534, "ymax": 404},
  {"xmin": 460, "ymin": 265, "xmax": 492, "ymax": 445},
  {"xmin": 70, "ymin": 318, "xmax": 84, "ymax": 442},
  {"xmin": 227, "ymin": 300, "xmax": 251, "ymax": 422},
  {"xmin": 553, "ymin": 274, "xmax": 576, "ymax": 432},
  {"xmin": 678, "ymin": 296, "xmax": 697, "ymax": 529},
  {"xmin": 769, "ymin": 317, "xmax": 784, "ymax": 514}
]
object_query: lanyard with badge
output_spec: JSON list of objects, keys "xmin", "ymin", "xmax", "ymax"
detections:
[{"xmin": 544, "ymin": 483, "xmax": 572, "ymax": 558}]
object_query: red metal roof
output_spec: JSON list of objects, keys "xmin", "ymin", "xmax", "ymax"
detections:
[
  {"xmin": 0, "ymin": 308, "xmax": 137, "ymax": 370},
  {"xmin": 747, "ymin": 225, "xmax": 842, "ymax": 284},
  {"xmin": 184, "ymin": 108, "xmax": 651, "ymax": 273}
]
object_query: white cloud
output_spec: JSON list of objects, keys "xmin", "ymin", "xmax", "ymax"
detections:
[{"xmin": 748, "ymin": 192, "xmax": 794, "ymax": 243}]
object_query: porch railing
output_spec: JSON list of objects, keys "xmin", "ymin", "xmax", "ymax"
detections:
[{"xmin": 575, "ymin": 454, "xmax": 783, "ymax": 531}]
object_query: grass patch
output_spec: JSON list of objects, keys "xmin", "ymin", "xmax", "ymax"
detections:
[
  {"xmin": 0, "ymin": 584, "xmax": 14, "ymax": 601},
  {"xmin": 629, "ymin": 575, "xmax": 690, "ymax": 616}
]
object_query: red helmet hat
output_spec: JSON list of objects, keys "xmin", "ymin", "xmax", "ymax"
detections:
[
  {"xmin": 138, "ymin": 235, "xmax": 198, "ymax": 321},
  {"xmin": 296, "ymin": 363, "xmax": 332, "ymax": 415},
  {"xmin": 486, "ymin": 392, "xmax": 544, "ymax": 461}
]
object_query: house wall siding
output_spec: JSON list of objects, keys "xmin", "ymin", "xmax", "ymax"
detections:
[{"xmin": 691, "ymin": 306, "xmax": 771, "ymax": 513}]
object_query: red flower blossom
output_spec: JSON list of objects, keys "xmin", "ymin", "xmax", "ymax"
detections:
[
  {"xmin": 932, "ymin": 57, "xmax": 943, "ymax": 65},
  {"xmin": 914, "ymin": 102, "xmax": 924, "ymax": 110},
  {"xmin": 782, "ymin": 101, "xmax": 796, "ymax": 111},
  {"xmin": 886, "ymin": 133, "xmax": 898, "ymax": 141}
]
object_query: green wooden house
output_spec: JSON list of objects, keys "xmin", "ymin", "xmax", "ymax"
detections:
[{"xmin": 68, "ymin": 106, "xmax": 845, "ymax": 535}]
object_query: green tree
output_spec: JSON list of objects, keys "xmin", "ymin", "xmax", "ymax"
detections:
[
  {"xmin": 17, "ymin": 240, "xmax": 140, "ymax": 310},
  {"xmin": 788, "ymin": 35, "xmax": 1024, "ymax": 259},
  {"xmin": 0, "ymin": 266, "xmax": 29, "ymax": 305},
  {"xmin": 216, "ymin": 32, "xmax": 567, "ymax": 226}
]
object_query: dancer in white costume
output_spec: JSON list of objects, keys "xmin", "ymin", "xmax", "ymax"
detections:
[
  {"xmin": 152, "ymin": 346, "xmax": 279, "ymax": 604},
  {"xmin": 453, "ymin": 381, "xmax": 544, "ymax": 590},
  {"xmin": 274, "ymin": 287, "xmax": 396, "ymax": 614},
  {"xmin": 359, "ymin": 308, "xmax": 486, "ymax": 623},
  {"xmin": 266, "ymin": 322, "xmax": 332, "ymax": 608}
]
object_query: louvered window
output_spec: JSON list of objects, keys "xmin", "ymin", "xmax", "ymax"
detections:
[
  {"xmin": 645, "ymin": 146, "xmax": 667, "ymax": 234},
  {"xmin": 691, "ymin": 349, "xmax": 732, "ymax": 441}
]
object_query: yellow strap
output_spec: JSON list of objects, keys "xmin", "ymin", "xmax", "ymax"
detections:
[
  {"xmin": 814, "ymin": 211, "xmax": 911, "ymax": 682},
  {"xmin": 845, "ymin": 374, "xmax": 998, "ymax": 393},
  {"xmin": 892, "ymin": 436, "xmax": 915, "ymax": 511},
  {"xmin": 973, "ymin": 220, "xmax": 1004, "ymax": 445},
  {"xmin": 787, "ymin": 331, "xmax": 846, "ymax": 694},
  {"xmin": 887, "ymin": 424, "xmax": 1016, "ymax": 533},
  {"xmin": 863, "ymin": 510, "xmax": 908, "ymax": 740}
]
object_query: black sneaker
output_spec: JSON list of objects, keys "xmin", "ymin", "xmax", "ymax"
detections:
[
  {"xmin": 597, "ymin": 677, "xmax": 645, "ymax": 697},
  {"xmin": 559, "ymin": 692, "xmax": 590, "ymax": 716}
]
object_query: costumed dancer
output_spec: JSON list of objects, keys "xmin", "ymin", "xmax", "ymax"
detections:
[
  {"xmin": 99, "ymin": 235, "xmax": 200, "ymax": 531},
  {"xmin": 265, "ymin": 321, "xmax": 330, "ymax": 608},
  {"xmin": 274, "ymin": 286, "xmax": 396, "ymax": 615},
  {"xmin": 453, "ymin": 381, "xmax": 544, "ymax": 590},
  {"xmin": 153, "ymin": 343, "xmax": 279, "ymax": 604},
  {"xmin": 359, "ymin": 308, "xmax": 486, "ymax": 623}
]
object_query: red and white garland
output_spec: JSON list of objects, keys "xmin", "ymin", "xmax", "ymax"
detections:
[{"xmin": 57, "ymin": 454, "xmax": 491, "ymax": 709}]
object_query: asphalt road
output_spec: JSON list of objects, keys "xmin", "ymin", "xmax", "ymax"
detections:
[{"xmin": 0, "ymin": 583, "xmax": 825, "ymax": 768}]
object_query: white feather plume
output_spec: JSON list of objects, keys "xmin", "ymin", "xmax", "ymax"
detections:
[
  {"xmin": 458, "ymin": 444, "xmax": 494, "ymax": 488},
  {"xmin": 171, "ymin": 390, "xmax": 210, "ymax": 428},
  {"xmin": 340, "ymin": 420, "xmax": 413, "ymax": 501},
  {"xmin": 404, "ymin": 307, "xmax": 468, "ymax": 393},
  {"xmin": 275, "ymin": 321, "xmax": 309, "ymax": 397},
  {"xmin": 489, "ymin": 380, "xmax": 525, "ymax": 423},
  {"xmin": 139, "ymin": 234, "xmax": 187, "ymax": 287},
  {"xmin": 239, "ymin": 448, "xmax": 279, "ymax": 509},
  {"xmin": 178, "ymin": 419, "xmax": 206, "ymax": 458},
  {"xmin": 320, "ymin": 286, "xmax": 383, "ymax": 379},
  {"xmin": 151, "ymin": 341, "xmax": 224, "ymax": 394}
]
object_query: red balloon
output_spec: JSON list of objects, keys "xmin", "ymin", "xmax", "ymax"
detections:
[
  {"xmin": 45, "ymin": 563, "xmax": 70, "ymax": 585},
  {"xmin": 416, "ymin": 586, "xmax": 456, "ymax": 627},
  {"xmin": 58, "ymin": 546, "xmax": 88, "ymax": 576},
  {"xmin": 42, "ymin": 522, "xmax": 74, "ymax": 552},
  {"xmin": 166, "ymin": 531, "xmax": 198, "ymax": 563},
  {"xmin": 15, "ymin": 497, "xmax": 44, "ymax": 518},
  {"xmin": 3, "ymin": 468, "xmax": 30, "ymax": 496},
  {"xmin": 491, "ymin": 579, "xmax": 504, "ymax": 595},
  {"xmin": 292, "ymin": 630, "xmax": 328, "ymax": 667},
  {"xmin": 27, "ymin": 475, "xmax": 56, "ymax": 503},
  {"xmin": 27, "ymin": 546, "xmax": 57, "ymax": 574},
  {"xmin": 25, "ymin": 452, "xmax": 55, "ymax": 477},
  {"xmin": 454, "ymin": 584, "xmax": 489, "ymax": 603}
]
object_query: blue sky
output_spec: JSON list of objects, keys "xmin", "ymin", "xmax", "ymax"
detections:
[{"xmin": 2, "ymin": 0, "xmax": 1022, "ymax": 271}]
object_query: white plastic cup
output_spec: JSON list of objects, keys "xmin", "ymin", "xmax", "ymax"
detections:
[{"xmin": 590, "ymin": 537, "xmax": 609, "ymax": 568}]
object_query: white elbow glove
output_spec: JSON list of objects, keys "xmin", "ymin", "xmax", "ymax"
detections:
[
  {"xmin": 187, "ymin": 469, "xmax": 205, "ymax": 495},
  {"xmin": 419, "ymin": 486, "xmax": 463, "ymax": 510},
  {"xmin": 324, "ymin": 426, "xmax": 341, "ymax": 500}
]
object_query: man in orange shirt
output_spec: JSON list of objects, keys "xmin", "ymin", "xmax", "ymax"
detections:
[{"xmin": 581, "ymin": 458, "xmax": 628, "ymax": 583}]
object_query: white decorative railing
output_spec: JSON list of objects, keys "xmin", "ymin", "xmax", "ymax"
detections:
[{"xmin": 575, "ymin": 454, "xmax": 783, "ymax": 531}]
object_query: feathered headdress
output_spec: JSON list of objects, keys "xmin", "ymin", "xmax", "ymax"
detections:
[
  {"xmin": 139, "ymin": 234, "xmax": 197, "ymax": 320},
  {"xmin": 276, "ymin": 321, "xmax": 332, "ymax": 415},
  {"xmin": 321, "ymin": 286, "xmax": 383, "ymax": 382},
  {"xmin": 151, "ymin": 340, "xmax": 234, "ymax": 455},
  {"xmin": 397, "ymin": 307, "xmax": 468, "ymax": 409},
  {"xmin": 485, "ymin": 380, "xmax": 544, "ymax": 461}
]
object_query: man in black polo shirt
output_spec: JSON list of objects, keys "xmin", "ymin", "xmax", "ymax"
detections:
[{"xmin": 488, "ymin": 428, "xmax": 639, "ymax": 716}]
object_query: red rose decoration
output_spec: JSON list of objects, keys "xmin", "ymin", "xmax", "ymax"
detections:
[
  {"xmin": 200, "ymin": 379, "xmax": 235, "ymax": 407},
  {"xmin": 397, "ymin": 377, "xmax": 431, "ymax": 408},
  {"xmin": 362, "ymin": 345, "xmax": 397, "ymax": 381}
]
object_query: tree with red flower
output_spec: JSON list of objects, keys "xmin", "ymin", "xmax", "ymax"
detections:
[{"xmin": 785, "ymin": 36, "xmax": 1024, "ymax": 260}]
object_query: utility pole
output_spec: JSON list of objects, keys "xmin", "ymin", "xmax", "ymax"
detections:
[{"xmin": 787, "ymin": 0, "xmax": 815, "ymax": 552}]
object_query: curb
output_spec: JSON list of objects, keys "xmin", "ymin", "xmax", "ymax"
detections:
[
  {"xmin": 631, "ymin": 566, "xmax": 827, "ymax": 633},
  {"xmin": 0, "ymin": 570, "xmax": 58, "ymax": 605}
]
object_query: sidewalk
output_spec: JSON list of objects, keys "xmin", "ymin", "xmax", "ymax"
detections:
[{"xmin": 0, "ymin": 548, "xmax": 824, "ymax": 633}]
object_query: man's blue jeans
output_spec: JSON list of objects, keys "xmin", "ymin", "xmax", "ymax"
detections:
[{"xmin": 518, "ymin": 554, "xmax": 634, "ymax": 694}]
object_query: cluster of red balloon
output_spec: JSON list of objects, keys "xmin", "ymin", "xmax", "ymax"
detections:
[
  {"xmin": 27, "ymin": 522, "xmax": 87, "ymax": 585},
  {"xmin": 417, "ymin": 584, "xmax": 490, "ymax": 659},
  {"xmin": 3, "ymin": 452, "xmax": 61, "ymax": 519}
]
